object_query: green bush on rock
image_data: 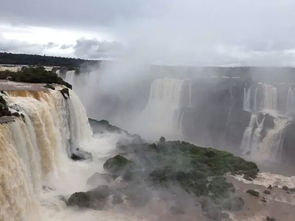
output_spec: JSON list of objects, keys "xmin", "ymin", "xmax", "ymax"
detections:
[
  {"xmin": 102, "ymin": 139, "xmax": 258, "ymax": 209},
  {"xmin": 103, "ymin": 155, "xmax": 134, "ymax": 179},
  {"xmin": 0, "ymin": 66, "xmax": 72, "ymax": 88},
  {"xmin": 144, "ymin": 141, "xmax": 258, "ymax": 199},
  {"xmin": 68, "ymin": 133, "xmax": 259, "ymax": 218}
]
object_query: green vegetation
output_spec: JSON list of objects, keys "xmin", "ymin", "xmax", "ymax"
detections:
[
  {"xmin": 104, "ymin": 155, "xmax": 132, "ymax": 174},
  {"xmin": 68, "ymin": 132, "xmax": 259, "ymax": 218},
  {"xmin": 0, "ymin": 66, "xmax": 72, "ymax": 88},
  {"xmin": 112, "ymin": 140, "xmax": 258, "ymax": 199},
  {"xmin": 88, "ymin": 118, "xmax": 129, "ymax": 134}
]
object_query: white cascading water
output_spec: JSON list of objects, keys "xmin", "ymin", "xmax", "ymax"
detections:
[
  {"xmin": 258, "ymin": 117, "xmax": 288, "ymax": 162},
  {"xmin": 0, "ymin": 87, "xmax": 93, "ymax": 221},
  {"xmin": 262, "ymin": 84, "xmax": 278, "ymax": 113},
  {"xmin": 243, "ymin": 87, "xmax": 252, "ymax": 112},
  {"xmin": 286, "ymin": 86, "xmax": 295, "ymax": 116},
  {"xmin": 0, "ymin": 85, "xmax": 149, "ymax": 221},
  {"xmin": 240, "ymin": 114, "xmax": 265, "ymax": 155},
  {"xmin": 139, "ymin": 78, "xmax": 185, "ymax": 139},
  {"xmin": 0, "ymin": 123, "xmax": 40, "ymax": 221},
  {"xmin": 243, "ymin": 83, "xmax": 278, "ymax": 114},
  {"xmin": 67, "ymin": 90, "xmax": 92, "ymax": 148},
  {"xmin": 241, "ymin": 83, "xmax": 289, "ymax": 162}
]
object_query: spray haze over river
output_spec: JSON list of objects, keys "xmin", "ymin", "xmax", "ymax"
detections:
[
  {"xmin": 1, "ymin": 63, "xmax": 295, "ymax": 221},
  {"xmin": 1, "ymin": 0, "xmax": 295, "ymax": 220},
  {"xmin": 63, "ymin": 65, "xmax": 295, "ymax": 171}
]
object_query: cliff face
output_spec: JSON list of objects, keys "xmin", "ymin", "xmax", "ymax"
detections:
[
  {"xmin": 0, "ymin": 81, "xmax": 92, "ymax": 221},
  {"xmin": 63, "ymin": 68, "xmax": 295, "ymax": 168}
]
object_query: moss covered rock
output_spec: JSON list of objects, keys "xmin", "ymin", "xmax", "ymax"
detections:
[
  {"xmin": 103, "ymin": 155, "xmax": 134, "ymax": 179},
  {"xmin": 101, "ymin": 139, "xmax": 259, "ymax": 217},
  {"xmin": 67, "ymin": 185, "xmax": 110, "ymax": 209}
]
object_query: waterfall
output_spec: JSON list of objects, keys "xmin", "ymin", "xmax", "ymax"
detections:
[
  {"xmin": 139, "ymin": 78, "xmax": 185, "ymax": 139},
  {"xmin": 259, "ymin": 117, "xmax": 288, "ymax": 161},
  {"xmin": 0, "ymin": 86, "xmax": 93, "ymax": 221},
  {"xmin": 0, "ymin": 123, "xmax": 40, "ymax": 221},
  {"xmin": 286, "ymin": 86, "xmax": 295, "ymax": 116},
  {"xmin": 67, "ymin": 90, "xmax": 92, "ymax": 148},
  {"xmin": 64, "ymin": 71, "xmax": 76, "ymax": 85},
  {"xmin": 241, "ymin": 82, "xmax": 292, "ymax": 162},
  {"xmin": 243, "ymin": 87, "xmax": 251, "ymax": 112},
  {"xmin": 243, "ymin": 83, "xmax": 278, "ymax": 114},
  {"xmin": 240, "ymin": 114, "xmax": 265, "ymax": 155},
  {"xmin": 240, "ymin": 112, "xmax": 289, "ymax": 162},
  {"xmin": 262, "ymin": 84, "xmax": 278, "ymax": 113}
]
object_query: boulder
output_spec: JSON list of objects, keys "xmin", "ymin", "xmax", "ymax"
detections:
[
  {"xmin": 103, "ymin": 155, "xmax": 133, "ymax": 178},
  {"xmin": 67, "ymin": 185, "xmax": 111, "ymax": 210},
  {"xmin": 246, "ymin": 189, "xmax": 259, "ymax": 197},
  {"xmin": 70, "ymin": 148, "xmax": 92, "ymax": 161}
]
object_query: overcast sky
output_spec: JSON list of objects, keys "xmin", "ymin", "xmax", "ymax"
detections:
[{"xmin": 1, "ymin": 0, "xmax": 295, "ymax": 65}]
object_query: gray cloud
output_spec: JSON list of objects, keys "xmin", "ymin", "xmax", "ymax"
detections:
[
  {"xmin": 0, "ymin": 34, "xmax": 70, "ymax": 56},
  {"xmin": 0, "ymin": 34, "xmax": 44, "ymax": 54},
  {"xmin": 1, "ymin": 0, "xmax": 295, "ymax": 65},
  {"xmin": 60, "ymin": 44, "xmax": 73, "ymax": 50},
  {"xmin": 73, "ymin": 39, "xmax": 124, "ymax": 59}
]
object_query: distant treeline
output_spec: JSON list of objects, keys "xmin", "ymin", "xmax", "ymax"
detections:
[{"xmin": 0, "ymin": 52, "xmax": 101, "ymax": 69}]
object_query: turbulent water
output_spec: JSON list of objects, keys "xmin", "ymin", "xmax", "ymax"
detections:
[
  {"xmin": 0, "ymin": 87, "xmax": 114, "ymax": 221},
  {"xmin": 240, "ymin": 83, "xmax": 295, "ymax": 163},
  {"xmin": 1, "ymin": 84, "xmax": 179, "ymax": 221},
  {"xmin": 60, "ymin": 70, "xmax": 295, "ymax": 165},
  {"xmin": 2, "ymin": 70, "xmax": 295, "ymax": 220}
]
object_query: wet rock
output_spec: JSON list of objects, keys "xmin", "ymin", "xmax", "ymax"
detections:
[
  {"xmin": 89, "ymin": 118, "xmax": 126, "ymax": 134},
  {"xmin": 67, "ymin": 185, "xmax": 111, "ymax": 210},
  {"xmin": 103, "ymin": 155, "xmax": 133, "ymax": 178},
  {"xmin": 60, "ymin": 88, "xmax": 70, "ymax": 99},
  {"xmin": 0, "ymin": 95, "xmax": 11, "ymax": 117},
  {"xmin": 71, "ymin": 148, "xmax": 92, "ymax": 161},
  {"xmin": 246, "ymin": 189, "xmax": 259, "ymax": 197},
  {"xmin": 67, "ymin": 192, "xmax": 92, "ymax": 208},
  {"xmin": 44, "ymin": 84, "xmax": 55, "ymax": 90},
  {"xmin": 264, "ymin": 189, "xmax": 271, "ymax": 195}
]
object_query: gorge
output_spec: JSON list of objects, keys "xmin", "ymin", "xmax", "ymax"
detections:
[
  {"xmin": 64, "ymin": 66, "xmax": 295, "ymax": 171},
  {"xmin": 1, "ymin": 66, "xmax": 295, "ymax": 221}
]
